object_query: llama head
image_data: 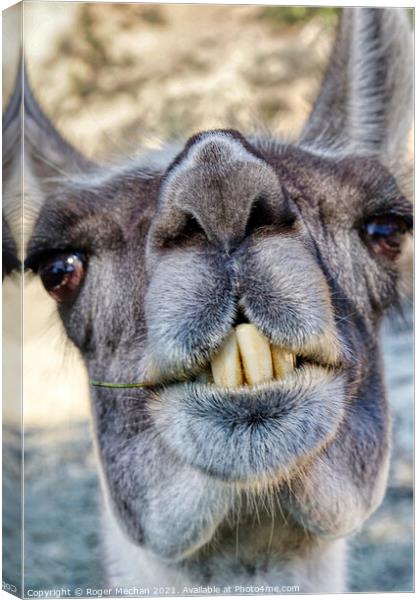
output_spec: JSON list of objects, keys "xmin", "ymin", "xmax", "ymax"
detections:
[{"xmin": 18, "ymin": 8, "xmax": 412, "ymax": 561}]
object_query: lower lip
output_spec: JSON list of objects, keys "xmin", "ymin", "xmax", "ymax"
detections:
[{"xmin": 150, "ymin": 364, "xmax": 346, "ymax": 483}]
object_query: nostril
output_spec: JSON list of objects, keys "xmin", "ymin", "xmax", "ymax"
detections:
[
  {"xmin": 245, "ymin": 195, "xmax": 272, "ymax": 238},
  {"xmin": 181, "ymin": 213, "xmax": 206, "ymax": 238},
  {"xmin": 158, "ymin": 212, "xmax": 208, "ymax": 249},
  {"xmin": 244, "ymin": 189, "xmax": 298, "ymax": 239}
]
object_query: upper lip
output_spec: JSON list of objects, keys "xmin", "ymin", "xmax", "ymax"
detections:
[{"xmin": 145, "ymin": 322, "xmax": 345, "ymax": 390}]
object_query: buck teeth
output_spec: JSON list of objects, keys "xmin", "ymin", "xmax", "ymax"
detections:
[
  {"xmin": 211, "ymin": 330, "xmax": 243, "ymax": 388},
  {"xmin": 236, "ymin": 323, "xmax": 273, "ymax": 385},
  {"xmin": 210, "ymin": 323, "xmax": 296, "ymax": 388},
  {"xmin": 272, "ymin": 346, "xmax": 296, "ymax": 380}
]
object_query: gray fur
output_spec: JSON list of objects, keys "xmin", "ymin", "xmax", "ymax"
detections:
[{"xmin": 7, "ymin": 7, "xmax": 412, "ymax": 595}]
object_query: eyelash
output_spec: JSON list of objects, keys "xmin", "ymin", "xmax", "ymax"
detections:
[
  {"xmin": 25, "ymin": 248, "xmax": 86, "ymax": 272},
  {"xmin": 360, "ymin": 212, "xmax": 412, "ymax": 260},
  {"xmin": 28, "ymin": 250, "xmax": 88, "ymax": 304}
]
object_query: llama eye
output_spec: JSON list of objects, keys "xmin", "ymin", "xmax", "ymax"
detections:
[
  {"xmin": 38, "ymin": 252, "xmax": 86, "ymax": 303},
  {"xmin": 363, "ymin": 215, "xmax": 409, "ymax": 261}
]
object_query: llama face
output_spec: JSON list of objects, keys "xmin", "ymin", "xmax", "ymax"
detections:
[
  {"xmin": 25, "ymin": 126, "xmax": 411, "ymax": 496},
  {"xmin": 8, "ymin": 6, "xmax": 412, "ymax": 579}
]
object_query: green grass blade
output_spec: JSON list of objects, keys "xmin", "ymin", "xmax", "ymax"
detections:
[{"xmin": 90, "ymin": 380, "xmax": 154, "ymax": 388}]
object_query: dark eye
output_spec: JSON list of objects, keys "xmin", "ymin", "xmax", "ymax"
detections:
[
  {"xmin": 363, "ymin": 215, "xmax": 410, "ymax": 261},
  {"xmin": 38, "ymin": 252, "xmax": 86, "ymax": 303}
]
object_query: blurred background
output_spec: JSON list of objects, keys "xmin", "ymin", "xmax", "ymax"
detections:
[{"xmin": 3, "ymin": 2, "xmax": 413, "ymax": 594}]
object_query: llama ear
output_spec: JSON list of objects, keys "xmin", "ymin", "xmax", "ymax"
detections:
[
  {"xmin": 299, "ymin": 8, "xmax": 413, "ymax": 171},
  {"xmin": 3, "ymin": 54, "xmax": 22, "ymax": 182},
  {"xmin": 23, "ymin": 60, "xmax": 95, "ymax": 196},
  {"xmin": 3, "ymin": 56, "xmax": 22, "ymax": 275}
]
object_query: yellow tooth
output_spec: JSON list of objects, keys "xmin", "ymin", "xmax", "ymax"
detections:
[
  {"xmin": 211, "ymin": 330, "xmax": 243, "ymax": 388},
  {"xmin": 271, "ymin": 346, "xmax": 296, "ymax": 380},
  {"xmin": 235, "ymin": 324, "xmax": 273, "ymax": 385}
]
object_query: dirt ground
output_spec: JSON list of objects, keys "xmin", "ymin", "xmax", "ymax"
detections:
[{"xmin": 3, "ymin": 2, "xmax": 413, "ymax": 594}]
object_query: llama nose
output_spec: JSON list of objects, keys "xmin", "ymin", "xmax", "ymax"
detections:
[
  {"xmin": 161, "ymin": 131, "xmax": 284, "ymax": 249},
  {"xmin": 183, "ymin": 195, "xmax": 273, "ymax": 253}
]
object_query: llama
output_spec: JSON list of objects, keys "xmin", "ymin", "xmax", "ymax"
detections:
[{"xmin": 4, "ymin": 7, "xmax": 413, "ymax": 594}]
